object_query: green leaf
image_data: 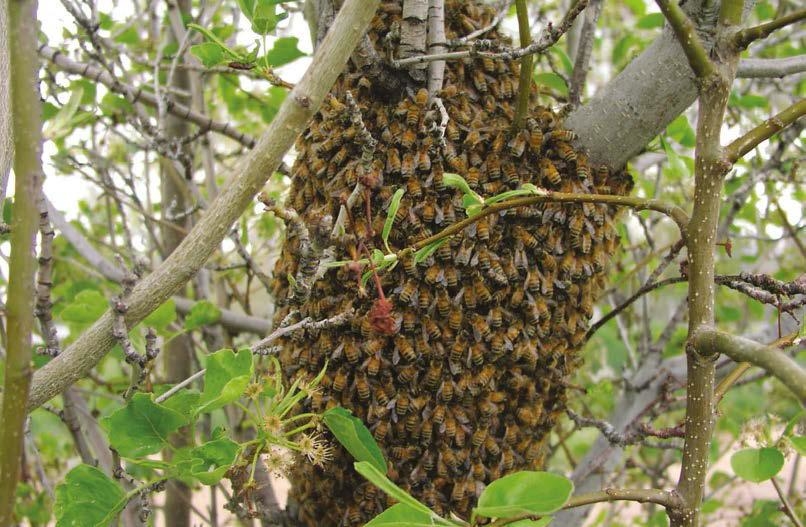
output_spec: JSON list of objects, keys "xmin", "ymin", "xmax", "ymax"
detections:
[
  {"xmin": 364, "ymin": 503, "xmax": 444, "ymax": 527},
  {"xmin": 549, "ymin": 47, "xmax": 573, "ymax": 75},
  {"xmin": 623, "ymin": 0, "xmax": 647, "ymax": 16},
  {"xmin": 251, "ymin": 0, "xmax": 288, "ymax": 35},
  {"xmin": 637, "ymin": 13, "xmax": 666, "ymax": 29},
  {"xmin": 99, "ymin": 92, "xmax": 133, "ymax": 117},
  {"xmin": 189, "ymin": 430, "xmax": 240, "ymax": 485},
  {"xmin": 61, "ymin": 289, "xmax": 107, "ymax": 324},
  {"xmin": 353, "ymin": 462, "xmax": 437, "ymax": 519},
  {"xmin": 264, "ymin": 36, "xmax": 305, "ymax": 66},
  {"xmin": 661, "ymin": 137, "xmax": 690, "ymax": 180},
  {"xmin": 474, "ymin": 471, "xmax": 573, "ymax": 519},
  {"xmin": 143, "ymin": 299, "xmax": 176, "ymax": 330},
  {"xmin": 44, "ymin": 87, "xmax": 84, "ymax": 140},
  {"xmin": 190, "ymin": 41, "xmax": 227, "ymax": 67},
  {"xmin": 324, "ymin": 407, "xmax": 387, "ymax": 473},
  {"xmin": 730, "ymin": 447, "xmax": 785, "ymax": 482},
  {"xmin": 788, "ymin": 435, "xmax": 806, "ymax": 456},
  {"xmin": 113, "ymin": 26, "xmax": 139, "ymax": 45},
  {"xmin": 443, "ymin": 172, "xmax": 475, "ymax": 195},
  {"xmin": 184, "ymin": 300, "xmax": 222, "ymax": 331},
  {"xmin": 533, "ymin": 73, "xmax": 568, "ymax": 96},
  {"xmin": 102, "ymin": 393, "xmax": 189, "ymax": 457},
  {"xmin": 414, "ymin": 238, "xmax": 449, "ymax": 264},
  {"xmin": 382, "ymin": 188, "xmax": 406, "ymax": 252},
  {"xmin": 666, "ymin": 114, "xmax": 696, "ymax": 148},
  {"xmin": 54, "ymin": 465, "xmax": 127, "ymax": 527},
  {"xmin": 613, "ymin": 35, "xmax": 641, "ymax": 65},
  {"xmin": 196, "ymin": 348, "xmax": 254, "ymax": 414}
]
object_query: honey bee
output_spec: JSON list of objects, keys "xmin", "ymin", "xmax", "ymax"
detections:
[
  {"xmin": 344, "ymin": 339, "xmax": 360, "ymax": 364},
  {"xmin": 445, "ymin": 145, "xmax": 466, "ymax": 172},
  {"xmin": 569, "ymin": 215, "xmax": 584, "ymax": 246},
  {"xmin": 472, "ymin": 69, "xmax": 488, "ymax": 93},
  {"xmin": 448, "ymin": 306, "xmax": 463, "ymax": 331},
  {"xmin": 446, "ymin": 120, "xmax": 461, "ymax": 142},
  {"xmin": 401, "ymin": 309, "xmax": 417, "ymax": 333},
  {"xmin": 470, "ymin": 342, "xmax": 485, "ymax": 366},
  {"xmin": 400, "ymin": 252, "xmax": 417, "ymax": 277},
  {"xmin": 454, "ymin": 425, "xmax": 468, "ymax": 448},
  {"xmin": 386, "ymin": 147, "xmax": 401, "ymax": 174},
  {"xmin": 366, "ymin": 354, "xmax": 381, "ymax": 377},
  {"xmin": 525, "ymin": 440, "xmax": 543, "ymax": 463},
  {"xmin": 425, "ymin": 359, "xmax": 443, "ymax": 390},
  {"xmin": 483, "ymin": 436, "xmax": 501, "ymax": 456},
  {"xmin": 406, "ymin": 412, "xmax": 419, "ymax": 436},
  {"xmin": 576, "ymin": 152, "xmax": 590, "ymax": 180},
  {"xmin": 333, "ymin": 368, "xmax": 348, "ymax": 392},
  {"xmin": 420, "ymin": 264, "xmax": 439, "ymax": 286},
  {"xmin": 450, "ymin": 479, "xmax": 466, "ymax": 502},
  {"xmin": 510, "ymin": 287, "xmax": 524, "ymax": 307},
  {"xmin": 476, "ymin": 217, "xmax": 490, "ymax": 241},
  {"xmin": 391, "ymin": 446, "xmax": 419, "ymax": 461},
  {"xmin": 514, "ymin": 225, "xmax": 539, "ymax": 250},
  {"xmin": 433, "ymin": 161, "xmax": 446, "ymax": 192},
  {"xmin": 414, "ymin": 87, "xmax": 429, "ymax": 107},
  {"xmin": 507, "ymin": 132, "xmax": 527, "ymax": 158},
  {"xmin": 401, "ymin": 128, "xmax": 417, "ymax": 149},
  {"xmin": 485, "ymin": 153, "xmax": 501, "ymax": 179},
  {"xmin": 500, "ymin": 161, "xmax": 518, "ymax": 186},
  {"xmin": 395, "ymin": 393, "xmax": 411, "ymax": 416},
  {"xmin": 373, "ymin": 420, "xmax": 390, "ymax": 442},
  {"xmin": 501, "ymin": 448, "xmax": 515, "ymax": 470},
  {"xmin": 579, "ymin": 232, "xmax": 592, "ymax": 254},
  {"xmin": 464, "ymin": 129, "xmax": 483, "ymax": 149},
  {"xmin": 475, "ymin": 364, "xmax": 495, "ymax": 389},
  {"xmin": 440, "ymin": 85, "xmax": 459, "ymax": 98},
  {"xmin": 418, "ymin": 287, "xmax": 432, "ymax": 310},
  {"xmin": 355, "ymin": 372, "xmax": 370, "ymax": 400},
  {"xmin": 395, "ymin": 335, "xmax": 416, "ymax": 362},
  {"xmin": 443, "ymin": 265, "xmax": 459, "ymax": 288},
  {"xmin": 501, "ymin": 77, "xmax": 515, "ymax": 99},
  {"xmin": 450, "ymin": 334, "xmax": 467, "ymax": 363},
  {"xmin": 437, "ymin": 287, "xmax": 453, "ymax": 318},
  {"xmin": 540, "ymin": 158, "xmax": 561, "ymax": 185},
  {"xmin": 471, "ymin": 427, "xmax": 488, "ymax": 448},
  {"xmin": 473, "ymin": 277, "xmax": 492, "ymax": 305},
  {"xmin": 400, "ymin": 152, "xmax": 416, "ymax": 179},
  {"xmin": 466, "ymin": 167, "xmax": 481, "ymax": 187},
  {"xmin": 417, "ymin": 147, "xmax": 432, "ymax": 172},
  {"xmin": 439, "ymin": 379, "xmax": 454, "ymax": 402},
  {"xmin": 428, "ymin": 404, "xmax": 446, "ymax": 427},
  {"xmin": 442, "ymin": 415, "xmax": 457, "ymax": 439},
  {"xmin": 406, "ymin": 177, "xmax": 423, "ymax": 199},
  {"xmin": 346, "ymin": 505, "xmax": 363, "ymax": 524},
  {"xmin": 424, "ymin": 317, "xmax": 442, "ymax": 340},
  {"xmin": 548, "ymin": 129, "xmax": 577, "ymax": 143},
  {"xmin": 399, "ymin": 279, "xmax": 417, "ymax": 304},
  {"xmin": 436, "ymin": 241, "xmax": 452, "ymax": 262},
  {"xmin": 481, "ymin": 56, "xmax": 496, "ymax": 72},
  {"xmin": 420, "ymin": 420, "xmax": 434, "ymax": 446},
  {"xmin": 517, "ymin": 405, "xmax": 540, "ymax": 427},
  {"xmin": 374, "ymin": 385, "xmax": 390, "ymax": 406},
  {"xmin": 399, "ymin": 364, "xmax": 418, "ymax": 384},
  {"xmin": 463, "ymin": 284, "xmax": 477, "ymax": 310},
  {"xmin": 555, "ymin": 141, "xmax": 577, "ymax": 162},
  {"xmin": 595, "ymin": 165, "xmax": 610, "ymax": 187}
]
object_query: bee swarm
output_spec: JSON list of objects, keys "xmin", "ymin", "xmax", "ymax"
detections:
[{"xmin": 271, "ymin": 2, "xmax": 632, "ymax": 525}]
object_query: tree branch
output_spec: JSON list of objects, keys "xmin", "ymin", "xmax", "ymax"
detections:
[
  {"xmin": 737, "ymin": 56, "xmax": 806, "ymax": 78},
  {"xmin": 44, "ymin": 197, "xmax": 270, "ymax": 335},
  {"xmin": 732, "ymin": 8, "xmax": 806, "ymax": 50},
  {"xmin": 725, "ymin": 98, "xmax": 806, "ymax": 163},
  {"xmin": 565, "ymin": 488, "xmax": 682, "ymax": 510},
  {"xmin": 693, "ymin": 329, "xmax": 806, "ymax": 404},
  {"xmin": 0, "ymin": 0, "xmax": 44, "ymax": 521},
  {"xmin": 655, "ymin": 0, "xmax": 715, "ymax": 79},
  {"xmin": 38, "ymin": 45, "xmax": 259, "ymax": 148},
  {"xmin": 25, "ymin": 0, "xmax": 381, "ymax": 412},
  {"xmin": 411, "ymin": 191, "xmax": 689, "ymax": 252}
]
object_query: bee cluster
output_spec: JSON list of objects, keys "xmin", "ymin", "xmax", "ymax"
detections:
[{"xmin": 271, "ymin": 2, "xmax": 632, "ymax": 525}]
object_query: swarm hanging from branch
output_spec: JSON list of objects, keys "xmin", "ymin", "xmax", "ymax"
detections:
[{"xmin": 272, "ymin": 2, "xmax": 632, "ymax": 525}]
